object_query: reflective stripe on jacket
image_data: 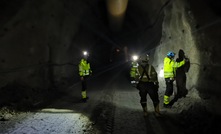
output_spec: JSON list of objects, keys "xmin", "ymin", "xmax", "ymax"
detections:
[
  {"xmin": 164, "ymin": 57, "xmax": 185, "ymax": 78},
  {"xmin": 137, "ymin": 63, "xmax": 158, "ymax": 82},
  {"xmin": 79, "ymin": 59, "xmax": 91, "ymax": 76},
  {"xmin": 130, "ymin": 61, "xmax": 138, "ymax": 78}
]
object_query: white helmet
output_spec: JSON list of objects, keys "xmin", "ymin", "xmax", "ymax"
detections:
[{"xmin": 139, "ymin": 54, "xmax": 149, "ymax": 62}]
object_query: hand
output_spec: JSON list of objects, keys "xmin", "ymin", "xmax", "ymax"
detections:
[
  {"xmin": 185, "ymin": 57, "xmax": 189, "ymax": 62},
  {"xmin": 154, "ymin": 82, "xmax": 159, "ymax": 85},
  {"xmin": 154, "ymin": 82, "xmax": 159, "ymax": 89},
  {"xmin": 170, "ymin": 77, "xmax": 174, "ymax": 81}
]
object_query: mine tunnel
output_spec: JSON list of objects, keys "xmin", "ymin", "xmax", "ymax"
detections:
[{"xmin": 0, "ymin": 0, "xmax": 221, "ymax": 134}]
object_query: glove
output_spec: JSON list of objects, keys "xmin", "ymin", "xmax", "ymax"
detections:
[
  {"xmin": 169, "ymin": 77, "xmax": 175, "ymax": 81},
  {"xmin": 154, "ymin": 82, "xmax": 159, "ymax": 85},
  {"xmin": 154, "ymin": 82, "xmax": 159, "ymax": 89},
  {"xmin": 136, "ymin": 82, "xmax": 140, "ymax": 90},
  {"xmin": 184, "ymin": 57, "xmax": 189, "ymax": 62}
]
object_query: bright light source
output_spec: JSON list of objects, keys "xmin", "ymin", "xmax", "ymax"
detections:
[
  {"xmin": 159, "ymin": 69, "xmax": 164, "ymax": 78},
  {"xmin": 41, "ymin": 108, "xmax": 74, "ymax": 113},
  {"xmin": 83, "ymin": 51, "xmax": 88, "ymax": 56},
  {"xmin": 132, "ymin": 55, "xmax": 138, "ymax": 61}
]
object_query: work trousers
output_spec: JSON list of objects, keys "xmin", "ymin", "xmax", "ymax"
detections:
[
  {"xmin": 176, "ymin": 75, "xmax": 188, "ymax": 98},
  {"xmin": 81, "ymin": 76, "xmax": 88, "ymax": 91},
  {"xmin": 164, "ymin": 78, "xmax": 174, "ymax": 96},
  {"xmin": 137, "ymin": 81, "xmax": 159, "ymax": 108}
]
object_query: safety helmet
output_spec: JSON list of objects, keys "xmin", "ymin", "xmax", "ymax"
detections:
[
  {"xmin": 167, "ymin": 51, "xmax": 175, "ymax": 58},
  {"xmin": 139, "ymin": 54, "xmax": 149, "ymax": 62}
]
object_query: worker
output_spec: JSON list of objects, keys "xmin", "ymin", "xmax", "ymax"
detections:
[
  {"xmin": 130, "ymin": 55, "xmax": 139, "ymax": 86},
  {"xmin": 136, "ymin": 54, "xmax": 161, "ymax": 117},
  {"xmin": 78, "ymin": 51, "xmax": 92, "ymax": 103},
  {"xmin": 163, "ymin": 51, "xmax": 186, "ymax": 108},
  {"xmin": 170, "ymin": 49, "xmax": 190, "ymax": 106}
]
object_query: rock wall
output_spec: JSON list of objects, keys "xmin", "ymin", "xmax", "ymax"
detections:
[
  {"xmin": 189, "ymin": 0, "xmax": 221, "ymax": 114},
  {"xmin": 0, "ymin": 0, "xmax": 99, "ymax": 106},
  {"xmin": 151, "ymin": 0, "xmax": 221, "ymax": 115}
]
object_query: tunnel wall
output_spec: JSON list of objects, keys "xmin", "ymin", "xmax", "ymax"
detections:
[
  {"xmin": 0, "ymin": 0, "xmax": 99, "ymax": 106},
  {"xmin": 188, "ymin": 0, "xmax": 221, "ymax": 114},
  {"xmin": 151, "ymin": 0, "xmax": 221, "ymax": 114}
]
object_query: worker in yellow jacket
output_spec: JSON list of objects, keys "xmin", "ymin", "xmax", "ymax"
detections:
[
  {"xmin": 130, "ymin": 55, "xmax": 139, "ymax": 85},
  {"xmin": 79, "ymin": 51, "xmax": 92, "ymax": 102},
  {"xmin": 163, "ymin": 51, "xmax": 186, "ymax": 108}
]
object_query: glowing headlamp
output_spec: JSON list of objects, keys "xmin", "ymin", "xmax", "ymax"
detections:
[
  {"xmin": 132, "ymin": 55, "xmax": 138, "ymax": 61},
  {"xmin": 83, "ymin": 51, "xmax": 88, "ymax": 56}
]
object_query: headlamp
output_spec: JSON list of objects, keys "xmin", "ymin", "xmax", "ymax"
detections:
[
  {"xmin": 132, "ymin": 55, "xmax": 138, "ymax": 61},
  {"xmin": 83, "ymin": 51, "xmax": 88, "ymax": 56}
]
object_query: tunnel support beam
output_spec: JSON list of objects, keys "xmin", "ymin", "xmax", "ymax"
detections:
[{"xmin": 106, "ymin": 0, "xmax": 128, "ymax": 32}]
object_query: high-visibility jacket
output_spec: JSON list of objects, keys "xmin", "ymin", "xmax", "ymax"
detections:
[
  {"xmin": 164, "ymin": 57, "xmax": 185, "ymax": 78},
  {"xmin": 79, "ymin": 58, "xmax": 92, "ymax": 77},
  {"xmin": 136, "ymin": 63, "xmax": 158, "ymax": 83},
  {"xmin": 130, "ymin": 61, "xmax": 138, "ymax": 78}
]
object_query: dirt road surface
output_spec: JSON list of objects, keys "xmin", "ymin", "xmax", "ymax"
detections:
[{"xmin": 1, "ymin": 63, "xmax": 220, "ymax": 134}]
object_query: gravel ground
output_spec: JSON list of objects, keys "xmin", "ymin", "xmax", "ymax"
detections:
[{"xmin": 1, "ymin": 63, "xmax": 221, "ymax": 134}]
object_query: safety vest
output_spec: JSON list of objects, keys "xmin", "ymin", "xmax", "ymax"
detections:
[
  {"xmin": 137, "ymin": 63, "xmax": 158, "ymax": 82},
  {"xmin": 164, "ymin": 57, "xmax": 185, "ymax": 78},
  {"xmin": 130, "ymin": 61, "xmax": 138, "ymax": 78},
  {"xmin": 79, "ymin": 58, "xmax": 91, "ymax": 76}
]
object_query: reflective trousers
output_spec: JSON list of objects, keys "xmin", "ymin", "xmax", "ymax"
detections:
[{"xmin": 164, "ymin": 78, "xmax": 174, "ymax": 104}]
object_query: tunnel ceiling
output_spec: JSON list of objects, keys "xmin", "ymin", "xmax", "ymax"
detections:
[
  {"xmin": 1, "ymin": 0, "xmax": 220, "ymax": 50},
  {"xmin": 80, "ymin": 0, "xmax": 164, "ymax": 51},
  {"xmin": 82, "ymin": 0, "xmax": 221, "ymax": 52},
  {"xmin": 0, "ymin": 0, "xmax": 164, "ymax": 54}
]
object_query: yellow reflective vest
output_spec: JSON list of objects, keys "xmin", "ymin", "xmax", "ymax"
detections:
[
  {"xmin": 130, "ymin": 61, "xmax": 138, "ymax": 78},
  {"xmin": 79, "ymin": 58, "xmax": 92, "ymax": 76},
  {"xmin": 164, "ymin": 57, "xmax": 185, "ymax": 78}
]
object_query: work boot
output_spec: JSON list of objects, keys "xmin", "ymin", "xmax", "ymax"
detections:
[
  {"xmin": 143, "ymin": 106, "xmax": 148, "ymax": 117},
  {"xmin": 82, "ymin": 97, "xmax": 89, "ymax": 103},
  {"xmin": 163, "ymin": 103, "xmax": 172, "ymax": 108},
  {"xmin": 154, "ymin": 104, "xmax": 161, "ymax": 117},
  {"xmin": 82, "ymin": 98, "xmax": 87, "ymax": 103}
]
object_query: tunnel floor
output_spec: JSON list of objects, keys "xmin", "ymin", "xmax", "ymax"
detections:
[{"xmin": 0, "ymin": 63, "xmax": 221, "ymax": 134}]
